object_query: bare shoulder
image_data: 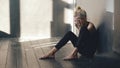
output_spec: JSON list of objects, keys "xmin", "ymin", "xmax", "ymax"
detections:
[{"xmin": 87, "ymin": 22, "xmax": 96, "ymax": 31}]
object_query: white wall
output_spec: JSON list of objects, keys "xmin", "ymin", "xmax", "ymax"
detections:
[
  {"xmin": 76, "ymin": 0, "xmax": 106, "ymax": 28},
  {"xmin": 20, "ymin": 0, "xmax": 53, "ymax": 40},
  {"xmin": 0, "ymin": 0, "xmax": 10, "ymax": 34},
  {"xmin": 106, "ymin": 0, "xmax": 114, "ymax": 13},
  {"xmin": 20, "ymin": 0, "xmax": 74, "ymax": 41},
  {"xmin": 0, "ymin": 0, "xmax": 74, "ymax": 41}
]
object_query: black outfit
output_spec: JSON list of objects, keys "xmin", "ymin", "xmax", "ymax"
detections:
[{"xmin": 55, "ymin": 22, "xmax": 97, "ymax": 57}]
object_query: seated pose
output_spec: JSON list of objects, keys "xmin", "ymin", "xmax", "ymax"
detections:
[{"xmin": 40, "ymin": 7, "xmax": 97, "ymax": 60}]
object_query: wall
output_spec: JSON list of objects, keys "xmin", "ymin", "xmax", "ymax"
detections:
[
  {"xmin": 114, "ymin": 0, "xmax": 120, "ymax": 54},
  {"xmin": 76, "ymin": 0, "xmax": 106, "ymax": 27},
  {"xmin": 0, "ymin": 0, "xmax": 74, "ymax": 41},
  {"xmin": 77, "ymin": 0, "xmax": 114, "ymax": 53},
  {"xmin": 0, "ymin": 0, "xmax": 21, "ymax": 38},
  {"xmin": 20, "ymin": 0, "xmax": 53, "ymax": 40},
  {"xmin": 20, "ymin": 0, "xmax": 74, "ymax": 41},
  {"xmin": 0, "ymin": 0, "xmax": 10, "ymax": 37}
]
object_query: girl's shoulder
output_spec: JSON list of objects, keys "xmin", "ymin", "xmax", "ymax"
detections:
[{"xmin": 87, "ymin": 22, "xmax": 96, "ymax": 31}]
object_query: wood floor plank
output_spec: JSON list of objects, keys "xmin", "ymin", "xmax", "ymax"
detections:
[
  {"xmin": 44, "ymin": 46, "xmax": 64, "ymax": 68},
  {"xmin": 35, "ymin": 47, "xmax": 61, "ymax": 68},
  {"xmin": 37, "ymin": 37, "xmax": 60, "ymax": 45},
  {"xmin": 0, "ymin": 38, "xmax": 99, "ymax": 68},
  {"xmin": 0, "ymin": 39, "xmax": 10, "ymax": 68},
  {"xmin": 55, "ymin": 43, "xmax": 92, "ymax": 68},
  {"xmin": 16, "ymin": 42, "xmax": 28, "ymax": 68},
  {"xmin": 30, "ymin": 40, "xmax": 39, "ymax": 45},
  {"xmin": 34, "ymin": 41, "xmax": 77, "ymax": 68},
  {"xmin": 6, "ymin": 39, "xmax": 17, "ymax": 68},
  {"xmin": 33, "ymin": 47, "xmax": 48, "ymax": 68},
  {"xmin": 55, "ymin": 43, "xmax": 75, "ymax": 68},
  {"xmin": 24, "ymin": 42, "xmax": 40, "ymax": 68},
  {"xmin": 0, "ymin": 39, "xmax": 5, "ymax": 65},
  {"xmin": 0, "ymin": 39, "xmax": 2, "ymax": 50}
]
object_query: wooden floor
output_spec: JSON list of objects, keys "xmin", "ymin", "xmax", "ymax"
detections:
[{"xmin": 0, "ymin": 38, "xmax": 120, "ymax": 68}]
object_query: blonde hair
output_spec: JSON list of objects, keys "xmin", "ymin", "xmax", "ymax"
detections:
[
  {"xmin": 74, "ymin": 6, "xmax": 81, "ymax": 17},
  {"xmin": 74, "ymin": 6, "xmax": 87, "ymax": 18},
  {"xmin": 79, "ymin": 9, "xmax": 87, "ymax": 18}
]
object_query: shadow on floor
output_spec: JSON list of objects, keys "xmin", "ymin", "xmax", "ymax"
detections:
[
  {"xmin": 0, "ymin": 31, "xmax": 11, "ymax": 38},
  {"xmin": 68, "ymin": 52, "xmax": 120, "ymax": 68}
]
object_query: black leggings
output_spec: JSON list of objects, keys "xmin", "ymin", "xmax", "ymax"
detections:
[
  {"xmin": 55, "ymin": 31, "xmax": 78, "ymax": 49},
  {"xmin": 55, "ymin": 26, "xmax": 97, "ymax": 56}
]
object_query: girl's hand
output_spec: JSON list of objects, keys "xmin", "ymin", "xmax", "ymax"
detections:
[{"xmin": 75, "ymin": 22, "xmax": 80, "ymax": 29}]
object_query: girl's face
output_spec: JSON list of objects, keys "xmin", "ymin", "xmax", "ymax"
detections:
[{"xmin": 75, "ymin": 16, "xmax": 86, "ymax": 26}]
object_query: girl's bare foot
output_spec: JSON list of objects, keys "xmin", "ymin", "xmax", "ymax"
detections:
[
  {"xmin": 63, "ymin": 48, "xmax": 78, "ymax": 60},
  {"xmin": 63, "ymin": 54, "xmax": 78, "ymax": 60},
  {"xmin": 40, "ymin": 54, "xmax": 55, "ymax": 59},
  {"xmin": 39, "ymin": 47, "xmax": 57, "ymax": 60}
]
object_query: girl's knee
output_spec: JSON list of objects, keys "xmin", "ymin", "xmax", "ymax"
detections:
[
  {"xmin": 67, "ymin": 31, "xmax": 75, "ymax": 35},
  {"xmin": 67, "ymin": 31, "xmax": 72, "ymax": 34}
]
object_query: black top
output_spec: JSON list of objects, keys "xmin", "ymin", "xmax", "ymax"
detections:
[{"xmin": 76, "ymin": 22, "xmax": 97, "ymax": 56}]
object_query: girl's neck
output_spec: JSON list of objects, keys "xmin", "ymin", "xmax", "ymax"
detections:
[{"xmin": 83, "ymin": 21, "xmax": 88, "ymax": 26}]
